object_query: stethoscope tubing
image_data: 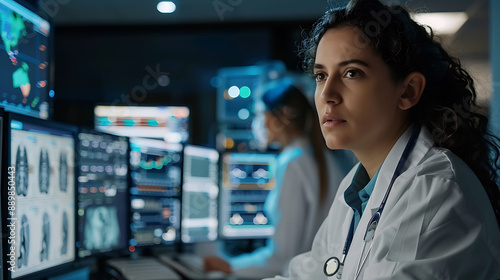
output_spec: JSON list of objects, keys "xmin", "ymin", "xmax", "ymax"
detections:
[{"xmin": 324, "ymin": 125, "xmax": 422, "ymax": 278}]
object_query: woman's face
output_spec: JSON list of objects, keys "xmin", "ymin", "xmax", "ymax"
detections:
[
  {"xmin": 264, "ymin": 111, "xmax": 281, "ymax": 144},
  {"xmin": 314, "ymin": 26, "xmax": 407, "ymax": 152}
]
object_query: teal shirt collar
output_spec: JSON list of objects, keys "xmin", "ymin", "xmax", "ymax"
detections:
[{"xmin": 344, "ymin": 164, "xmax": 379, "ymax": 232}]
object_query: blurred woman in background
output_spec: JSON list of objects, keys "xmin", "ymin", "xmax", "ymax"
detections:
[{"xmin": 204, "ymin": 81, "xmax": 352, "ymax": 278}]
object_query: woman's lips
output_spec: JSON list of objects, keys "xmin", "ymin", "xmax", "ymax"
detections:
[
  {"xmin": 323, "ymin": 113, "xmax": 345, "ymax": 127},
  {"xmin": 322, "ymin": 114, "xmax": 346, "ymax": 127},
  {"xmin": 323, "ymin": 119, "xmax": 346, "ymax": 127}
]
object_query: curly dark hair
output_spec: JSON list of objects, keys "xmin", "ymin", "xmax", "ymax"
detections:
[{"xmin": 300, "ymin": 0, "xmax": 500, "ymax": 225}]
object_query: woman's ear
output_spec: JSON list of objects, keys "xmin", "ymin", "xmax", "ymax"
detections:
[{"xmin": 398, "ymin": 72, "xmax": 426, "ymax": 110}]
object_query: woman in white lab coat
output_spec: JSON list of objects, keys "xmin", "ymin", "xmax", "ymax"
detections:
[
  {"xmin": 265, "ymin": 0, "xmax": 500, "ymax": 279},
  {"xmin": 204, "ymin": 82, "xmax": 351, "ymax": 278}
]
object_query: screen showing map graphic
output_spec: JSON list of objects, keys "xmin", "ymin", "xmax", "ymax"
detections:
[{"xmin": 0, "ymin": 0, "xmax": 52, "ymax": 119}]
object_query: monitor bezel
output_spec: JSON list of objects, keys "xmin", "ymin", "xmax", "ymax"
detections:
[
  {"xmin": 74, "ymin": 127, "xmax": 132, "ymax": 260},
  {"xmin": 1, "ymin": 112, "xmax": 78, "ymax": 280}
]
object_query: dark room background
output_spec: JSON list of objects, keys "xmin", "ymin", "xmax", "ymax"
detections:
[{"xmin": 52, "ymin": 21, "xmax": 314, "ymax": 146}]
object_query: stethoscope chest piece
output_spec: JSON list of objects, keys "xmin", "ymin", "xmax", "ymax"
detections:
[
  {"xmin": 363, "ymin": 211, "xmax": 380, "ymax": 242},
  {"xmin": 324, "ymin": 256, "xmax": 342, "ymax": 277}
]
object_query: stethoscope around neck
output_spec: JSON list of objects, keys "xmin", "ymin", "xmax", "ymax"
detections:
[{"xmin": 323, "ymin": 125, "xmax": 421, "ymax": 278}]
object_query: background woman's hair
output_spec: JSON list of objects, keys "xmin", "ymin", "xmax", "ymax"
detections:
[
  {"xmin": 262, "ymin": 83, "xmax": 329, "ymax": 206},
  {"xmin": 299, "ymin": 0, "xmax": 500, "ymax": 224}
]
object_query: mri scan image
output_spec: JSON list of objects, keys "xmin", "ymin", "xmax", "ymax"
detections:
[
  {"xmin": 60, "ymin": 151, "xmax": 68, "ymax": 192},
  {"xmin": 40, "ymin": 213, "xmax": 50, "ymax": 262},
  {"xmin": 39, "ymin": 148, "xmax": 50, "ymax": 194},
  {"xmin": 84, "ymin": 206, "xmax": 120, "ymax": 250},
  {"xmin": 61, "ymin": 211, "xmax": 68, "ymax": 255},
  {"xmin": 18, "ymin": 214, "xmax": 30, "ymax": 268},
  {"xmin": 15, "ymin": 145, "xmax": 29, "ymax": 196}
]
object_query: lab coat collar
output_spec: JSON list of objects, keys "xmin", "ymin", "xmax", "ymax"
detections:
[{"xmin": 366, "ymin": 125, "xmax": 433, "ymax": 213}]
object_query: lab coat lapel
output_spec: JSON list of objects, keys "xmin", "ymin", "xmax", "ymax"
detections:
[
  {"xmin": 341, "ymin": 126, "xmax": 433, "ymax": 278},
  {"xmin": 366, "ymin": 126, "xmax": 433, "ymax": 217}
]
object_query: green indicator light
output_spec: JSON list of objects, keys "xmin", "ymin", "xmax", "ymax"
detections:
[
  {"xmin": 240, "ymin": 86, "xmax": 251, "ymax": 98},
  {"xmin": 97, "ymin": 117, "xmax": 111, "ymax": 126},
  {"xmin": 124, "ymin": 119, "xmax": 135, "ymax": 126},
  {"xmin": 148, "ymin": 119, "xmax": 159, "ymax": 126}
]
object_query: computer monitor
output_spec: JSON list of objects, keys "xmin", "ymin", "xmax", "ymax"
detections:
[
  {"xmin": 181, "ymin": 145, "xmax": 219, "ymax": 243},
  {"xmin": 128, "ymin": 138, "xmax": 183, "ymax": 248},
  {"xmin": 219, "ymin": 153, "xmax": 277, "ymax": 239},
  {"xmin": 0, "ymin": 108, "xmax": 4, "ymax": 280},
  {"xmin": 0, "ymin": 0, "xmax": 53, "ymax": 119},
  {"xmin": 5, "ymin": 113, "xmax": 76, "ymax": 279},
  {"xmin": 94, "ymin": 106, "xmax": 190, "ymax": 143},
  {"xmin": 76, "ymin": 129, "xmax": 130, "ymax": 258}
]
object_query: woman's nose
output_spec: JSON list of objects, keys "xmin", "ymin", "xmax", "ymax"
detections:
[{"xmin": 318, "ymin": 77, "xmax": 341, "ymax": 104}]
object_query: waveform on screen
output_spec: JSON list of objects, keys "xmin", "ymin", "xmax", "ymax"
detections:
[{"xmin": 139, "ymin": 154, "xmax": 174, "ymax": 170}]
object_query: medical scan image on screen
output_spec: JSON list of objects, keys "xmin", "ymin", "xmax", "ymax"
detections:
[
  {"xmin": 220, "ymin": 153, "xmax": 277, "ymax": 238},
  {"xmin": 15, "ymin": 142, "xmax": 29, "ymax": 196},
  {"xmin": 181, "ymin": 145, "xmax": 219, "ymax": 243},
  {"xmin": 76, "ymin": 130, "xmax": 129, "ymax": 257},
  {"xmin": 0, "ymin": 0, "xmax": 52, "ymax": 119},
  {"xmin": 9, "ymin": 119, "xmax": 75, "ymax": 278},
  {"xmin": 129, "ymin": 138, "xmax": 182, "ymax": 247}
]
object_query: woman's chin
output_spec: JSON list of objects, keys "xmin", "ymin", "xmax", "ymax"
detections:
[{"xmin": 324, "ymin": 138, "xmax": 347, "ymax": 150}]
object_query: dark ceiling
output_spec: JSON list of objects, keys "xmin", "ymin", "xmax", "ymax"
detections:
[
  {"xmin": 47, "ymin": 0, "xmax": 489, "ymax": 58},
  {"xmin": 50, "ymin": 0, "xmax": 480, "ymax": 26}
]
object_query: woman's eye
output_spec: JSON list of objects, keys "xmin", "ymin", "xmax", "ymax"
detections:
[
  {"xmin": 315, "ymin": 73, "xmax": 325, "ymax": 82},
  {"xmin": 345, "ymin": 69, "xmax": 362, "ymax": 79}
]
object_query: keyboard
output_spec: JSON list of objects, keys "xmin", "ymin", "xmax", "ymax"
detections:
[
  {"xmin": 157, "ymin": 253, "xmax": 227, "ymax": 280},
  {"xmin": 107, "ymin": 257, "xmax": 182, "ymax": 280}
]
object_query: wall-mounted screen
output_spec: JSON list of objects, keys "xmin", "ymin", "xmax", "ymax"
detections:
[
  {"xmin": 94, "ymin": 106, "xmax": 189, "ymax": 143},
  {"xmin": 0, "ymin": 0, "xmax": 53, "ymax": 119}
]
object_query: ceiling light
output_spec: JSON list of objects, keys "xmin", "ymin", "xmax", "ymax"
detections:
[
  {"xmin": 412, "ymin": 12, "xmax": 468, "ymax": 35},
  {"xmin": 157, "ymin": 1, "xmax": 176, "ymax": 14}
]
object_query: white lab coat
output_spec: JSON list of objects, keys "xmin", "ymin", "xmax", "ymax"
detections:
[
  {"xmin": 265, "ymin": 126, "xmax": 500, "ymax": 280},
  {"xmin": 230, "ymin": 137, "xmax": 351, "ymax": 279}
]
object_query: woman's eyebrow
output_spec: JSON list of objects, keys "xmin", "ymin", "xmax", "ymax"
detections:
[
  {"xmin": 339, "ymin": 59, "xmax": 370, "ymax": 68},
  {"xmin": 313, "ymin": 59, "xmax": 370, "ymax": 70},
  {"xmin": 313, "ymin": 63, "xmax": 325, "ymax": 70}
]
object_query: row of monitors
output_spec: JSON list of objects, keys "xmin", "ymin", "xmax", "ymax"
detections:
[{"xmin": 1, "ymin": 111, "xmax": 277, "ymax": 280}]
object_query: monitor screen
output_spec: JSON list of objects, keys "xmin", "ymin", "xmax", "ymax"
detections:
[
  {"xmin": 94, "ymin": 106, "xmax": 189, "ymax": 143},
  {"xmin": 7, "ymin": 115, "xmax": 75, "ymax": 278},
  {"xmin": 0, "ymin": 0, "xmax": 52, "ymax": 119},
  {"xmin": 219, "ymin": 153, "xmax": 277, "ymax": 238},
  {"xmin": 181, "ymin": 145, "xmax": 219, "ymax": 243},
  {"xmin": 128, "ymin": 138, "xmax": 182, "ymax": 248},
  {"xmin": 76, "ymin": 130, "xmax": 129, "ymax": 258}
]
